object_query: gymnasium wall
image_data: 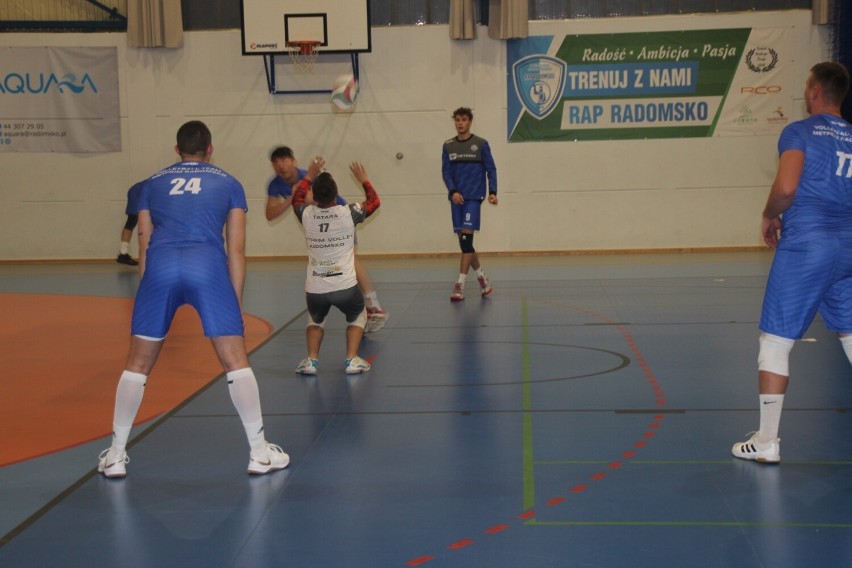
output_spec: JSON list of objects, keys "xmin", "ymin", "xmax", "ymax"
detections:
[{"xmin": 0, "ymin": 10, "xmax": 828, "ymax": 260}]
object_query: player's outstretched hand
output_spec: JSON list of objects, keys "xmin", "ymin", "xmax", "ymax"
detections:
[
  {"xmin": 308, "ymin": 156, "xmax": 325, "ymax": 179},
  {"xmin": 350, "ymin": 162, "xmax": 369, "ymax": 184}
]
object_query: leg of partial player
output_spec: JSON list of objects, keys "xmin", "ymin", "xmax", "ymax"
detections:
[
  {"xmin": 732, "ymin": 333, "xmax": 792, "ymax": 463},
  {"xmin": 355, "ymin": 257, "xmax": 388, "ymax": 332}
]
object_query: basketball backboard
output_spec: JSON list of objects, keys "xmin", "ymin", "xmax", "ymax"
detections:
[{"xmin": 240, "ymin": 0, "xmax": 371, "ymax": 55}]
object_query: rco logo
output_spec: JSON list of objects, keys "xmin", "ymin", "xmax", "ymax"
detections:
[{"xmin": 741, "ymin": 85, "xmax": 782, "ymax": 95}]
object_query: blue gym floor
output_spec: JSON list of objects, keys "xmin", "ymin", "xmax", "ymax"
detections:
[{"xmin": 1, "ymin": 252, "xmax": 851, "ymax": 567}]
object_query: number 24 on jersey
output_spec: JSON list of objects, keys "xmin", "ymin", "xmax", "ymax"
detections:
[{"xmin": 169, "ymin": 177, "xmax": 202, "ymax": 195}]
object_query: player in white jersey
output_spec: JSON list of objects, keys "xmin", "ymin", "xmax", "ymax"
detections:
[
  {"xmin": 265, "ymin": 146, "xmax": 388, "ymax": 332},
  {"xmin": 98, "ymin": 121, "xmax": 289, "ymax": 478},
  {"xmin": 732, "ymin": 62, "xmax": 852, "ymax": 464},
  {"xmin": 291, "ymin": 158, "xmax": 381, "ymax": 375}
]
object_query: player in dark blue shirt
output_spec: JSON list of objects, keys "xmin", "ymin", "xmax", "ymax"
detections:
[
  {"xmin": 733, "ymin": 62, "xmax": 852, "ymax": 464},
  {"xmin": 442, "ymin": 107, "xmax": 498, "ymax": 301},
  {"xmin": 98, "ymin": 121, "xmax": 289, "ymax": 478},
  {"xmin": 116, "ymin": 180, "xmax": 144, "ymax": 265}
]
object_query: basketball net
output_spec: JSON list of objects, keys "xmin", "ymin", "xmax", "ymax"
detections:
[{"xmin": 287, "ymin": 41, "xmax": 320, "ymax": 73}]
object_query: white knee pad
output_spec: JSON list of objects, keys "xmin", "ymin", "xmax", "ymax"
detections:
[
  {"xmin": 757, "ymin": 333, "xmax": 795, "ymax": 376},
  {"xmin": 349, "ymin": 308, "xmax": 368, "ymax": 330},
  {"xmin": 306, "ymin": 313, "xmax": 326, "ymax": 329}
]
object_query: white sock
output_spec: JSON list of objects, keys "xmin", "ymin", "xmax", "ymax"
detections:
[
  {"xmin": 111, "ymin": 371, "xmax": 147, "ymax": 456},
  {"xmin": 758, "ymin": 394, "xmax": 784, "ymax": 442},
  {"xmin": 476, "ymin": 267, "xmax": 486, "ymax": 277},
  {"xmin": 119, "ymin": 242, "xmax": 130, "ymax": 255},
  {"xmin": 457, "ymin": 273, "xmax": 468, "ymax": 285},
  {"xmin": 226, "ymin": 368, "xmax": 267, "ymax": 457},
  {"xmin": 840, "ymin": 335, "xmax": 852, "ymax": 365}
]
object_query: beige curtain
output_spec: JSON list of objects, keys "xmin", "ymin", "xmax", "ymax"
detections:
[
  {"xmin": 449, "ymin": 0, "xmax": 477, "ymax": 40},
  {"xmin": 488, "ymin": 0, "xmax": 529, "ymax": 40},
  {"xmin": 127, "ymin": 0, "xmax": 184, "ymax": 48}
]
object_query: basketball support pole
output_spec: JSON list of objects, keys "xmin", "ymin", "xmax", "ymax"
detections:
[{"xmin": 263, "ymin": 53, "xmax": 359, "ymax": 95}]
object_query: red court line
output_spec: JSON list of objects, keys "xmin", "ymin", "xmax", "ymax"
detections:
[{"xmin": 403, "ymin": 298, "xmax": 668, "ymax": 565}]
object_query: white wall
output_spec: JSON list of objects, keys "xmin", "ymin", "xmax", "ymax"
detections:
[{"xmin": 0, "ymin": 10, "xmax": 829, "ymax": 260}]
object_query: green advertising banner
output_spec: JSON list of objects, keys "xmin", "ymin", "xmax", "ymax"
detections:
[{"xmin": 507, "ymin": 28, "xmax": 793, "ymax": 141}]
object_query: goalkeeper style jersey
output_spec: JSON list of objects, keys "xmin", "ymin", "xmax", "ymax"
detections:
[{"xmin": 441, "ymin": 134, "xmax": 497, "ymax": 201}]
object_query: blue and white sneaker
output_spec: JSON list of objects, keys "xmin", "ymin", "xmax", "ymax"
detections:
[
  {"xmin": 344, "ymin": 356, "xmax": 371, "ymax": 374},
  {"xmin": 295, "ymin": 358, "xmax": 318, "ymax": 375}
]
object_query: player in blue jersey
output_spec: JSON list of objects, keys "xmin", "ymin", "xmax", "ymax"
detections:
[
  {"xmin": 442, "ymin": 107, "xmax": 498, "ymax": 301},
  {"xmin": 732, "ymin": 62, "xmax": 852, "ymax": 464},
  {"xmin": 98, "ymin": 120, "xmax": 289, "ymax": 478},
  {"xmin": 116, "ymin": 180, "xmax": 144, "ymax": 266},
  {"xmin": 266, "ymin": 146, "xmax": 388, "ymax": 332}
]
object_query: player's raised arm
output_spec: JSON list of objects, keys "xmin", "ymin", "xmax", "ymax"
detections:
[
  {"xmin": 292, "ymin": 157, "xmax": 325, "ymax": 221},
  {"xmin": 350, "ymin": 161, "xmax": 380, "ymax": 216}
]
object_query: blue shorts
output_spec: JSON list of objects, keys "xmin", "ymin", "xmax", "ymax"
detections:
[
  {"xmin": 760, "ymin": 238, "xmax": 852, "ymax": 339},
  {"xmin": 131, "ymin": 245, "xmax": 244, "ymax": 338},
  {"xmin": 451, "ymin": 200, "xmax": 482, "ymax": 232}
]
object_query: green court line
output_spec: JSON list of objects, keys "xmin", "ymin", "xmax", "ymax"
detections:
[
  {"xmin": 534, "ymin": 460, "xmax": 852, "ymax": 466},
  {"xmin": 527, "ymin": 520, "xmax": 852, "ymax": 528},
  {"xmin": 522, "ymin": 298, "xmax": 536, "ymax": 511}
]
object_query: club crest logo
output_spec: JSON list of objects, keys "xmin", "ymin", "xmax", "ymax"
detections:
[{"xmin": 512, "ymin": 55, "xmax": 566, "ymax": 120}]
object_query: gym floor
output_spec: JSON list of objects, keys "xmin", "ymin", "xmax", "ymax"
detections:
[{"xmin": 1, "ymin": 252, "xmax": 851, "ymax": 567}]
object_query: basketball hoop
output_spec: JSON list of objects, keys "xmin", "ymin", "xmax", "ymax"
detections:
[{"xmin": 287, "ymin": 41, "xmax": 320, "ymax": 73}]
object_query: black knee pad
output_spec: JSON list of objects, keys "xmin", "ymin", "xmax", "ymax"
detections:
[
  {"xmin": 124, "ymin": 214, "xmax": 138, "ymax": 231},
  {"xmin": 458, "ymin": 232, "xmax": 475, "ymax": 254}
]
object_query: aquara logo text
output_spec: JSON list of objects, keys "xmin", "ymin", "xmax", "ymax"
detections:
[{"xmin": 0, "ymin": 72, "xmax": 98, "ymax": 94}]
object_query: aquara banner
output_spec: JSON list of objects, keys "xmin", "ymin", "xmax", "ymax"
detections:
[
  {"xmin": 0, "ymin": 47, "xmax": 120, "ymax": 153},
  {"xmin": 507, "ymin": 28, "xmax": 792, "ymax": 142}
]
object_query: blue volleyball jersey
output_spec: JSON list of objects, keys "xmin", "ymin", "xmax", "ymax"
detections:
[
  {"xmin": 267, "ymin": 167, "xmax": 346, "ymax": 205},
  {"xmin": 776, "ymin": 114, "xmax": 852, "ymax": 244},
  {"xmin": 266, "ymin": 168, "xmax": 309, "ymax": 199},
  {"xmin": 760, "ymin": 113, "xmax": 852, "ymax": 338},
  {"xmin": 138, "ymin": 161, "xmax": 247, "ymax": 249},
  {"xmin": 125, "ymin": 181, "xmax": 144, "ymax": 215}
]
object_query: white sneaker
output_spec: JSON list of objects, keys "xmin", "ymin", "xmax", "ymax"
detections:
[
  {"xmin": 732, "ymin": 432, "xmax": 780, "ymax": 463},
  {"xmin": 248, "ymin": 443, "xmax": 290, "ymax": 475},
  {"xmin": 295, "ymin": 358, "xmax": 318, "ymax": 375},
  {"xmin": 98, "ymin": 448, "xmax": 129, "ymax": 478},
  {"xmin": 345, "ymin": 356, "xmax": 371, "ymax": 374},
  {"xmin": 450, "ymin": 282, "xmax": 464, "ymax": 302},
  {"xmin": 365, "ymin": 307, "xmax": 388, "ymax": 333}
]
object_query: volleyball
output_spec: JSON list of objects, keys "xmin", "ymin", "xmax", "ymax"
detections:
[{"xmin": 331, "ymin": 74, "xmax": 359, "ymax": 111}]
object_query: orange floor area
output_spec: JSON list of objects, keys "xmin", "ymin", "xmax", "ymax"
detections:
[{"xmin": 0, "ymin": 293, "xmax": 272, "ymax": 466}]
